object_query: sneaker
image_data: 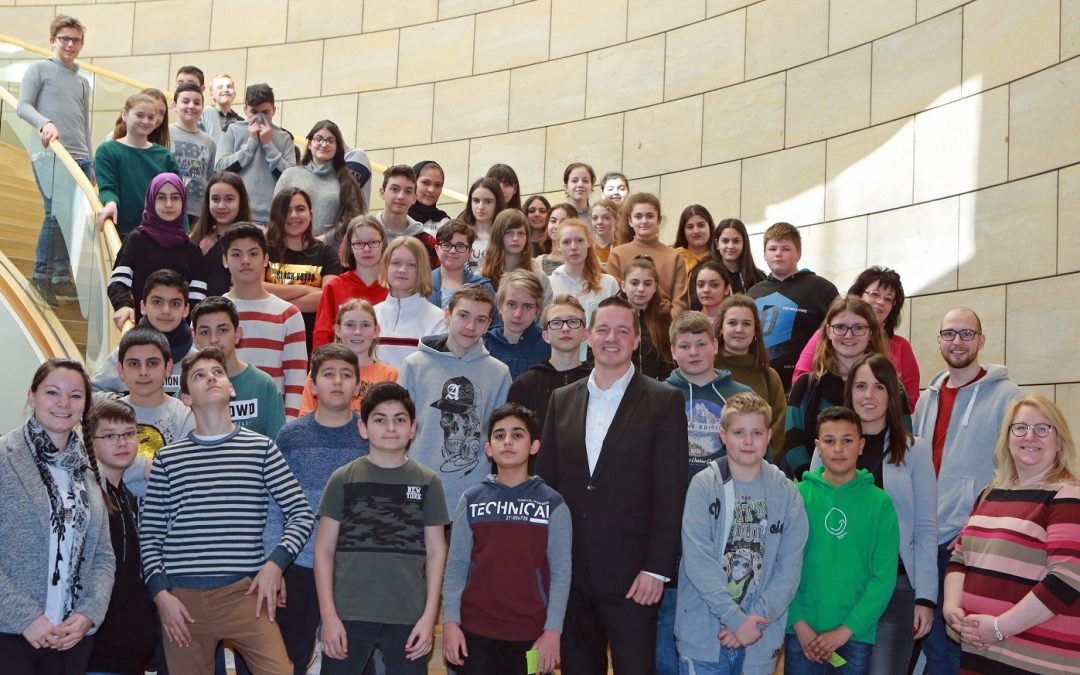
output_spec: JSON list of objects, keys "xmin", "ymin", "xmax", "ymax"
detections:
[
  {"xmin": 29, "ymin": 278, "xmax": 59, "ymax": 307},
  {"xmin": 52, "ymin": 280, "xmax": 79, "ymax": 299}
]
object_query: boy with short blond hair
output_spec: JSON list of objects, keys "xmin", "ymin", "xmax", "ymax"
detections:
[
  {"xmin": 202, "ymin": 73, "xmax": 243, "ymax": 144},
  {"xmin": 507, "ymin": 295, "xmax": 591, "ymax": 434},
  {"xmin": 442, "ymin": 403, "xmax": 572, "ymax": 674},
  {"xmin": 315, "ymin": 382, "xmax": 449, "ymax": 675},
  {"xmin": 676, "ymin": 392, "xmax": 808, "ymax": 675}
]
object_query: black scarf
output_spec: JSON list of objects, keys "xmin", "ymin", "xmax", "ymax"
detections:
[{"xmin": 138, "ymin": 316, "xmax": 192, "ymax": 364}]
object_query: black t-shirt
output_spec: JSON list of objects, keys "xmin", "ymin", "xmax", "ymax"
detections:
[{"xmin": 268, "ymin": 242, "xmax": 343, "ymax": 352}]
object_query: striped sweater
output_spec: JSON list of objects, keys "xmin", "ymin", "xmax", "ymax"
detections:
[
  {"xmin": 948, "ymin": 484, "xmax": 1080, "ymax": 675},
  {"xmin": 226, "ymin": 293, "xmax": 308, "ymax": 418},
  {"xmin": 139, "ymin": 426, "xmax": 315, "ymax": 598}
]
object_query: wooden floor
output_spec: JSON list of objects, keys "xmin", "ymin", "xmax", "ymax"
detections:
[{"xmin": 0, "ymin": 142, "xmax": 90, "ymax": 353}]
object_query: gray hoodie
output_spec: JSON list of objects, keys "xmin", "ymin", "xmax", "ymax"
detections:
[
  {"xmin": 675, "ymin": 457, "xmax": 807, "ymax": 674},
  {"xmin": 398, "ymin": 335, "xmax": 512, "ymax": 513},
  {"xmin": 913, "ymin": 364, "xmax": 1022, "ymax": 544}
]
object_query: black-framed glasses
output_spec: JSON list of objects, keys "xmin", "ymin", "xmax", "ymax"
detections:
[
  {"xmin": 828, "ymin": 323, "xmax": 869, "ymax": 337},
  {"xmin": 310, "ymin": 135, "xmax": 336, "ymax": 146},
  {"xmin": 93, "ymin": 430, "xmax": 138, "ymax": 443},
  {"xmin": 1009, "ymin": 423, "xmax": 1054, "ymax": 438},
  {"xmin": 546, "ymin": 318, "xmax": 584, "ymax": 330},
  {"xmin": 54, "ymin": 35, "xmax": 83, "ymax": 45},
  {"xmin": 939, "ymin": 329, "xmax": 979, "ymax": 341},
  {"xmin": 438, "ymin": 242, "xmax": 470, "ymax": 253},
  {"xmin": 350, "ymin": 239, "xmax": 382, "ymax": 250}
]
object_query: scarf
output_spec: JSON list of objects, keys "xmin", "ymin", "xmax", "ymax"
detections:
[
  {"xmin": 24, "ymin": 416, "xmax": 91, "ymax": 620},
  {"xmin": 409, "ymin": 160, "xmax": 450, "ymax": 224},
  {"xmin": 137, "ymin": 315, "xmax": 192, "ymax": 364},
  {"xmin": 136, "ymin": 172, "xmax": 189, "ymax": 248}
]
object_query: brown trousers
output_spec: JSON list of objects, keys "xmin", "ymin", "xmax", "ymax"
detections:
[{"xmin": 164, "ymin": 577, "xmax": 292, "ymax": 675}]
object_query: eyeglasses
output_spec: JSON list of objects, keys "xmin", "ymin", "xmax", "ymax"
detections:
[
  {"xmin": 311, "ymin": 135, "xmax": 337, "ymax": 146},
  {"xmin": 546, "ymin": 318, "xmax": 584, "ymax": 330},
  {"xmin": 1009, "ymin": 423, "xmax": 1054, "ymax": 438},
  {"xmin": 438, "ymin": 242, "xmax": 470, "ymax": 253},
  {"xmin": 350, "ymin": 239, "xmax": 382, "ymax": 250},
  {"xmin": 93, "ymin": 430, "xmax": 138, "ymax": 443},
  {"xmin": 828, "ymin": 323, "xmax": 869, "ymax": 337},
  {"xmin": 53, "ymin": 35, "xmax": 83, "ymax": 45},
  {"xmin": 939, "ymin": 329, "xmax": 979, "ymax": 341},
  {"xmin": 863, "ymin": 289, "xmax": 895, "ymax": 305}
]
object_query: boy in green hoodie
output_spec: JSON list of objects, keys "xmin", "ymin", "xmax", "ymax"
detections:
[{"xmin": 785, "ymin": 406, "xmax": 899, "ymax": 674}]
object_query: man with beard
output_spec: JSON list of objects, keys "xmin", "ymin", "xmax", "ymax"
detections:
[{"xmin": 912, "ymin": 307, "xmax": 1021, "ymax": 674}]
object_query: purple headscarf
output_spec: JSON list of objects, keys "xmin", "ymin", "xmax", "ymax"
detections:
[{"xmin": 136, "ymin": 172, "xmax": 189, "ymax": 248}]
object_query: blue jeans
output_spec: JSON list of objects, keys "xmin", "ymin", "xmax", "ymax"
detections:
[
  {"xmin": 921, "ymin": 543, "xmax": 961, "ymax": 675},
  {"xmin": 678, "ymin": 649, "xmax": 744, "ymax": 674},
  {"xmin": 32, "ymin": 157, "xmax": 92, "ymax": 283},
  {"xmin": 656, "ymin": 587, "xmax": 679, "ymax": 675},
  {"xmin": 320, "ymin": 621, "xmax": 425, "ymax": 675},
  {"xmin": 869, "ymin": 573, "xmax": 915, "ymax": 675},
  {"xmin": 784, "ymin": 633, "xmax": 873, "ymax": 674}
]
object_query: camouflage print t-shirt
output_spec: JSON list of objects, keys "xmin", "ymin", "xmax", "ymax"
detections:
[{"xmin": 318, "ymin": 456, "xmax": 449, "ymax": 624}]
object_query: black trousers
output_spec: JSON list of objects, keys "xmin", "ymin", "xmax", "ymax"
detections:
[
  {"xmin": 459, "ymin": 629, "xmax": 534, "ymax": 675},
  {"xmin": 561, "ymin": 585, "xmax": 659, "ymax": 675},
  {"xmin": 0, "ymin": 632, "xmax": 94, "ymax": 675}
]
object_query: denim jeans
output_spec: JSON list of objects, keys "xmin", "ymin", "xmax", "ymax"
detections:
[
  {"xmin": 920, "ymin": 543, "xmax": 961, "ymax": 675},
  {"xmin": 31, "ymin": 157, "xmax": 92, "ymax": 283},
  {"xmin": 320, "ymin": 621, "xmax": 425, "ymax": 675},
  {"xmin": 678, "ymin": 648, "xmax": 745, "ymax": 674},
  {"xmin": 784, "ymin": 633, "xmax": 873, "ymax": 675},
  {"xmin": 656, "ymin": 586, "xmax": 679, "ymax": 675},
  {"xmin": 869, "ymin": 572, "xmax": 915, "ymax": 675}
]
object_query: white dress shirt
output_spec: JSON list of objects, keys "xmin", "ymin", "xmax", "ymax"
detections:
[{"xmin": 584, "ymin": 363, "xmax": 636, "ymax": 475}]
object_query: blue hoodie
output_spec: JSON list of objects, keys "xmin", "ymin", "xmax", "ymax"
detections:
[
  {"xmin": 665, "ymin": 368, "xmax": 753, "ymax": 481},
  {"xmin": 484, "ymin": 322, "xmax": 550, "ymax": 381}
]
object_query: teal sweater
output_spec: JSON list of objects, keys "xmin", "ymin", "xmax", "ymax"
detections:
[
  {"xmin": 95, "ymin": 140, "xmax": 181, "ymax": 236},
  {"xmin": 787, "ymin": 468, "xmax": 899, "ymax": 644}
]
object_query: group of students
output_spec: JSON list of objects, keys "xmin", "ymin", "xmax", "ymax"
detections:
[{"xmin": 8, "ymin": 11, "xmax": 1080, "ymax": 675}]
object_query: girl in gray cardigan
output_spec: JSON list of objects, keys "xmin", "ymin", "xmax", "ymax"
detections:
[{"xmin": 0, "ymin": 359, "xmax": 114, "ymax": 671}]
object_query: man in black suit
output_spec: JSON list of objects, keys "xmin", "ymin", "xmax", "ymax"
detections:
[{"xmin": 536, "ymin": 295, "xmax": 689, "ymax": 674}]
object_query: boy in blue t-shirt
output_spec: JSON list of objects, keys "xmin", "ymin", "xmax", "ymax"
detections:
[
  {"xmin": 315, "ymin": 382, "xmax": 449, "ymax": 675},
  {"xmin": 442, "ymin": 403, "xmax": 572, "ymax": 674}
]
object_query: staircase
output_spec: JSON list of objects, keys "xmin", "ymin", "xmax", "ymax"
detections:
[{"xmin": 0, "ymin": 141, "xmax": 90, "ymax": 352}]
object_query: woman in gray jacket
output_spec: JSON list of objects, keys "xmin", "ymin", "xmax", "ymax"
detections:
[
  {"xmin": 810, "ymin": 353, "xmax": 938, "ymax": 674},
  {"xmin": 0, "ymin": 359, "xmax": 114, "ymax": 673}
]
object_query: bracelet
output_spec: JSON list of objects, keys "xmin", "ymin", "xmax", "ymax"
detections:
[{"xmin": 993, "ymin": 616, "xmax": 1005, "ymax": 641}]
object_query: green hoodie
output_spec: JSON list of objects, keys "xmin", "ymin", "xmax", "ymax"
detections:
[{"xmin": 786, "ymin": 467, "xmax": 899, "ymax": 644}]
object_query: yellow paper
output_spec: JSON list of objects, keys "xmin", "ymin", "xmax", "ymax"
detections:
[
  {"xmin": 526, "ymin": 648, "xmax": 539, "ymax": 674},
  {"xmin": 830, "ymin": 651, "xmax": 848, "ymax": 667}
]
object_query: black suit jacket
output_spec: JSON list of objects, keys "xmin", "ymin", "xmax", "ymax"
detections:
[{"xmin": 535, "ymin": 370, "xmax": 688, "ymax": 595}]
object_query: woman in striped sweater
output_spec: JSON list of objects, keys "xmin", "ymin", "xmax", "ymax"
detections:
[{"xmin": 943, "ymin": 395, "xmax": 1080, "ymax": 674}]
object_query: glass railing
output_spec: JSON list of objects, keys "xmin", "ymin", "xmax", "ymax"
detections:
[{"xmin": 0, "ymin": 55, "xmax": 120, "ymax": 374}]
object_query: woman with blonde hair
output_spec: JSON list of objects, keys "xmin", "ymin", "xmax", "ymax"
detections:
[
  {"xmin": 944, "ymin": 395, "xmax": 1080, "ymax": 674},
  {"xmin": 548, "ymin": 218, "xmax": 619, "ymax": 327},
  {"xmin": 373, "ymin": 236, "xmax": 443, "ymax": 369},
  {"xmin": 782, "ymin": 295, "xmax": 891, "ymax": 478}
]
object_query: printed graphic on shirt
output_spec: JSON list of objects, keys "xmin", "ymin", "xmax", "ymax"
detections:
[
  {"xmin": 754, "ymin": 291, "xmax": 799, "ymax": 352},
  {"xmin": 468, "ymin": 496, "xmax": 551, "ymax": 525},
  {"xmin": 723, "ymin": 496, "xmax": 767, "ymax": 605},
  {"xmin": 337, "ymin": 481, "xmax": 429, "ymax": 556},
  {"xmin": 267, "ymin": 262, "xmax": 323, "ymax": 287},
  {"xmin": 686, "ymin": 399, "xmax": 724, "ymax": 462},
  {"xmin": 164, "ymin": 373, "xmax": 181, "ymax": 394},
  {"xmin": 172, "ymin": 138, "xmax": 213, "ymax": 209},
  {"xmin": 825, "ymin": 507, "xmax": 849, "ymax": 539},
  {"xmin": 230, "ymin": 397, "xmax": 259, "ymax": 421},
  {"xmin": 136, "ymin": 423, "xmax": 166, "ymax": 460},
  {"xmin": 430, "ymin": 376, "xmax": 484, "ymax": 476}
]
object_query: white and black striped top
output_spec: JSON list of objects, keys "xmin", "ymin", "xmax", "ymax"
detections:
[{"xmin": 140, "ymin": 426, "xmax": 314, "ymax": 597}]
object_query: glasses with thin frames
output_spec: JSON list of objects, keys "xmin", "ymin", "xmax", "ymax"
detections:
[
  {"xmin": 1009, "ymin": 423, "xmax": 1054, "ymax": 438},
  {"xmin": 546, "ymin": 318, "xmax": 584, "ymax": 330},
  {"xmin": 311, "ymin": 135, "xmax": 336, "ymax": 146},
  {"xmin": 828, "ymin": 323, "xmax": 869, "ymax": 337},
  {"xmin": 351, "ymin": 239, "xmax": 382, "ymax": 250},
  {"xmin": 93, "ymin": 430, "xmax": 138, "ymax": 443},
  {"xmin": 54, "ymin": 35, "xmax": 83, "ymax": 45},
  {"xmin": 939, "ymin": 329, "xmax": 979, "ymax": 341}
]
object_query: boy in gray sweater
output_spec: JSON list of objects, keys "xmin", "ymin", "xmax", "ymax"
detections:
[
  {"xmin": 17, "ymin": 14, "xmax": 93, "ymax": 305},
  {"xmin": 215, "ymin": 83, "xmax": 295, "ymax": 224},
  {"xmin": 675, "ymin": 392, "xmax": 808, "ymax": 675}
]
